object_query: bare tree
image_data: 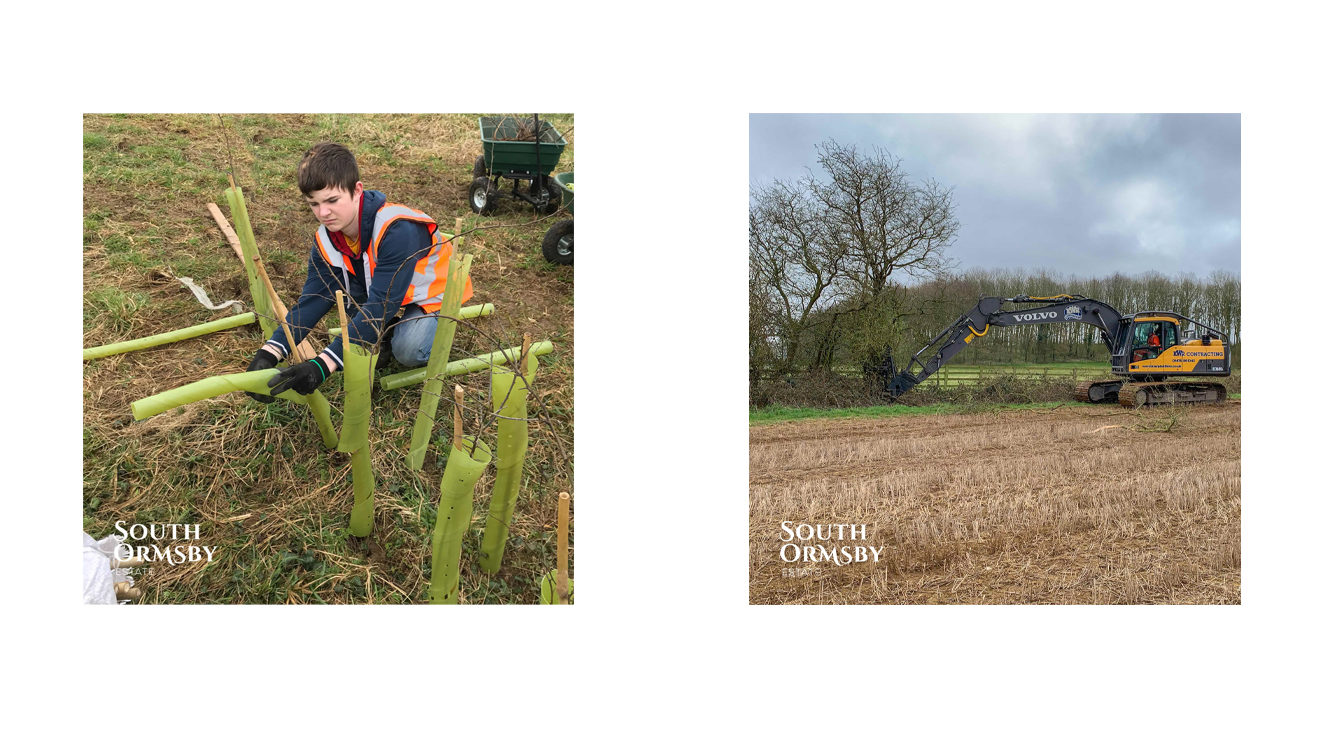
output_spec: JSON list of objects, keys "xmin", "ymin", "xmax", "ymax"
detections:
[
  {"xmin": 749, "ymin": 140, "xmax": 960, "ymax": 379},
  {"xmin": 809, "ymin": 140, "xmax": 960, "ymax": 376},
  {"xmin": 810, "ymin": 140, "xmax": 960, "ymax": 298},
  {"xmin": 749, "ymin": 179, "xmax": 847, "ymax": 372}
]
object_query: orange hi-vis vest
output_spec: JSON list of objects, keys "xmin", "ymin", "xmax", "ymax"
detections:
[{"xmin": 313, "ymin": 203, "xmax": 472, "ymax": 313}]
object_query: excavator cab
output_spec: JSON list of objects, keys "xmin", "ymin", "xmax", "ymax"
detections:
[{"xmin": 1131, "ymin": 318, "xmax": 1176, "ymax": 361}]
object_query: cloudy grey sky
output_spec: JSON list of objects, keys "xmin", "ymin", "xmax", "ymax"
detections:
[{"xmin": 750, "ymin": 114, "xmax": 1240, "ymax": 281}]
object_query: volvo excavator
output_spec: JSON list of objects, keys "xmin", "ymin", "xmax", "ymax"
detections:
[{"xmin": 879, "ymin": 295, "xmax": 1231, "ymax": 407}]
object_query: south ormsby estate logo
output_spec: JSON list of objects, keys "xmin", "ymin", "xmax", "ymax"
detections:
[
  {"xmin": 113, "ymin": 523, "xmax": 218, "ymax": 566},
  {"xmin": 778, "ymin": 522, "xmax": 884, "ymax": 566}
]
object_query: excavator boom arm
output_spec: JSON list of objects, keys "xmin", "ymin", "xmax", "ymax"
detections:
[{"xmin": 883, "ymin": 295, "xmax": 1124, "ymax": 398}]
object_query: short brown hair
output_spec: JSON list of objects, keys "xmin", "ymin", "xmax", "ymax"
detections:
[{"xmin": 298, "ymin": 142, "xmax": 359, "ymax": 196}]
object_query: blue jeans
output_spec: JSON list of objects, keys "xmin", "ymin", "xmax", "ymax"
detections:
[{"xmin": 390, "ymin": 304, "xmax": 439, "ymax": 368}]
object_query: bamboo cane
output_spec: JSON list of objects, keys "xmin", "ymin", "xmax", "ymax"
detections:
[
  {"xmin": 405, "ymin": 254, "xmax": 472, "ymax": 470},
  {"xmin": 379, "ymin": 341, "xmax": 554, "ymax": 391},
  {"xmin": 477, "ymin": 353, "xmax": 538, "ymax": 573},
  {"xmin": 453, "ymin": 385, "xmax": 464, "ymax": 449},
  {"xmin": 556, "ymin": 491, "xmax": 570, "ymax": 604},
  {"xmin": 83, "ymin": 313, "xmax": 257, "ymax": 360}
]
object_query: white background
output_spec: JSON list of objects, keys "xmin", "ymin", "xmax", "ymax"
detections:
[{"xmin": 8, "ymin": 0, "xmax": 1316, "ymax": 744}]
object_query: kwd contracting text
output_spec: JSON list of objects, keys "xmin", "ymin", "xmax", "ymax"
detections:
[{"xmin": 779, "ymin": 522, "xmax": 884, "ymax": 565}]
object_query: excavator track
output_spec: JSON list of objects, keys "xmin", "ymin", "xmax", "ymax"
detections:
[
  {"xmin": 1074, "ymin": 379, "xmax": 1123, "ymax": 403},
  {"xmin": 1117, "ymin": 380, "xmax": 1228, "ymax": 408}
]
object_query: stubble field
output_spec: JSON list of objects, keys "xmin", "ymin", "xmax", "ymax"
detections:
[{"xmin": 749, "ymin": 403, "xmax": 1241, "ymax": 604}]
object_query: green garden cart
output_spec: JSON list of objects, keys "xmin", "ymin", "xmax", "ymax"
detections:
[
  {"xmin": 542, "ymin": 171, "xmax": 573, "ymax": 265},
  {"xmin": 468, "ymin": 115, "xmax": 567, "ymax": 216}
]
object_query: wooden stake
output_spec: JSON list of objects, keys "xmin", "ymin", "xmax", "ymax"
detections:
[
  {"xmin": 452, "ymin": 217, "xmax": 463, "ymax": 249},
  {"xmin": 335, "ymin": 290, "xmax": 349, "ymax": 347},
  {"xmin": 206, "ymin": 202, "xmax": 246, "ymax": 263},
  {"xmin": 518, "ymin": 332, "xmax": 533, "ymax": 376},
  {"xmin": 453, "ymin": 384, "xmax": 465, "ymax": 448},
  {"xmin": 205, "ymin": 201, "xmax": 316, "ymax": 361},
  {"xmin": 253, "ymin": 255, "xmax": 303, "ymax": 364},
  {"xmin": 556, "ymin": 491, "xmax": 570, "ymax": 603}
]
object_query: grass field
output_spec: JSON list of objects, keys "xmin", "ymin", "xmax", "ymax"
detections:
[
  {"xmin": 914, "ymin": 361, "xmax": 1106, "ymax": 387},
  {"xmin": 914, "ymin": 361, "xmax": 1242, "ymax": 388},
  {"xmin": 750, "ymin": 400, "xmax": 1089, "ymax": 424},
  {"xmin": 750, "ymin": 402, "xmax": 1241, "ymax": 604},
  {"xmin": 83, "ymin": 113, "xmax": 574, "ymax": 604},
  {"xmin": 753, "ymin": 360, "xmax": 1242, "ymax": 411},
  {"xmin": 750, "ymin": 393, "xmax": 1242, "ymax": 425}
]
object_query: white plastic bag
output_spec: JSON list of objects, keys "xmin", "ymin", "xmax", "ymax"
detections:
[{"xmin": 82, "ymin": 533, "xmax": 133, "ymax": 604}]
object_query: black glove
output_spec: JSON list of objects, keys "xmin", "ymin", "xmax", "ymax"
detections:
[
  {"xmin": 246, "ymin": 349, "xmax": 280, "ymax": 403},
  {"xmin": 267, "ymin": 358, "xmax": 330, "ymax": 396}
]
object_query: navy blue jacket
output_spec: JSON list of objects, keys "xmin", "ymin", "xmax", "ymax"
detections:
[{"xmin": 266, "ymin": 189, "xmax": 431, "ymax": 368}]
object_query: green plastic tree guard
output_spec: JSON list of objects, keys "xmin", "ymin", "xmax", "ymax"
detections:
[
  {"xmin": 303, "ymin": 391, "xmax": 337, "ymax": 448},
  {"xmin": 406, "ymin": 254, "xmax": 471, "ymax": 470},
  {"xmin": 538, "ymin": 572, "xmax": 573, "ymax": 604},
  {"xmin": 429, "ymin": 436, "xmax": 493, "ymax": 604},
  {"xmin": 338, "ymin": 343, "xmax": 378, "ymax": 454},
  {"xmin": 338, "ymin": 342, "xmax": 379, "ymax": 537},
  {"xmin": 348, "ymin": 447, "xmax": 375, "ymax": 538},
  {"xmin": 223, "ymin": 186, "xmax": 274, "ymax": 338},
  {"xmin": 378, "ymin": 341, "xmax": 554, "ymax": 391},
  {"xmin": 83, "ymin": 313, "xmax": 257, "ymax": 360},
  {"xmin": 130, "ymin": 369, "xmax": 337, "ymax": 448},
  {"xmin": 477, "ymin": 355, "xmax": 538, "ymax": 573}
]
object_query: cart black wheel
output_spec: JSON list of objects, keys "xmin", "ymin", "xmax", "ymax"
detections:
[
  {"xmin": 541, "ymin": 219, "xmax": 573, "ymax": 265},
  {"xmin": 472, "ymin": 155, "xmax": 487, "ymax": 177},
  {"xmin": 468, "ymin": 177, "xmax": 497, "ymax": 215},
  {"xmin": 530, "ymin": 176, "xmax": 562, "ymax": 215}
]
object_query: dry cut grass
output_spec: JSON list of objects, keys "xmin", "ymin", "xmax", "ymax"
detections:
[
  {"xmin": 83, "ymin": 113, "xmax": 574, "ymax": 604},
  {"xmin": 750, "ymin": 403, "xmax": 1240, "ymax": 604}
]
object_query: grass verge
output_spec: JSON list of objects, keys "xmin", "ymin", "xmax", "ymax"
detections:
[{"xmin": 750, "ymin": 400, "xmax": 1087, "ymax": 425}]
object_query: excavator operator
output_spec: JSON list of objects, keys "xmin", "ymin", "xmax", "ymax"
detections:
[{"xmin": 1132, "ymin": 324, "xmax": 1162, "ymax": 361}]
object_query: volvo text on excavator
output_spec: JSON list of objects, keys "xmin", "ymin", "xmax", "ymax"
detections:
[{"xmin": 879, "ymin": 295, "xmax": 1231, "ymax": 407}]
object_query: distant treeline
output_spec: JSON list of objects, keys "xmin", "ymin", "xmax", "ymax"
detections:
[{"xmin": 750, "ymin": 268, "xmax": 1241, "ymax": 379}]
